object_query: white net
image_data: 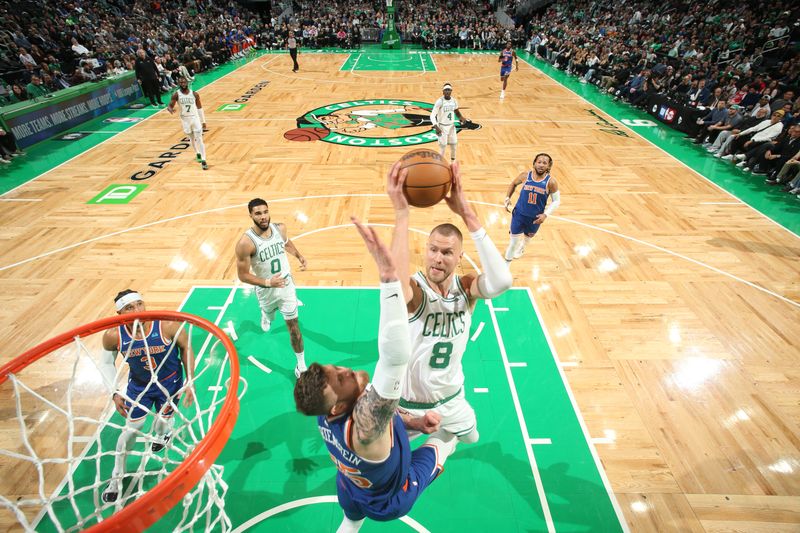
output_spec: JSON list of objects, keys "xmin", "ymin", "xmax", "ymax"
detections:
[{"xmin": 0, "ymin": 315, "xmax": 238, "ymax": 532}]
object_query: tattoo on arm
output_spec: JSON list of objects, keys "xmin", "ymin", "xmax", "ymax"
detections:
[{"xmin": 352, "ymin": 387, "xmax": 399, "ymax": 446}]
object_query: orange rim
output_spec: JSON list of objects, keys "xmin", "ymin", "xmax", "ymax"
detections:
[{"xmin": 0, "ymin": 311, "xmax": 240, "ymax": 533}]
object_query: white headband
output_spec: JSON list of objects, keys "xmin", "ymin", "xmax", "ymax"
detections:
[
  {"xmin": 115, "ymin": 292, "xmax": 143, "ymax": 311},
  {"xmin": 443, "ymin": 84, "xmax": 453, "ymax": 90}
]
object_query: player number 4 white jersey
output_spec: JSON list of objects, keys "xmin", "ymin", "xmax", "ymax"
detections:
[
  {"xmin": 431, "ymin": 97, "xmax": 459, "ymax": 126},
  {"xmin": 404, "ymin": 271, "xmax": 472, "ymax": 403}
]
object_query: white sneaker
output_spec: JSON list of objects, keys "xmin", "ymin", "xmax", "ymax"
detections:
[
  {"xmin": 151, "ymin": 433, "xmax": 171, "ymax": 453},
  {"xmin": 500, "ymin": 91, "xmax": 505, "ymax": 99},
  {"xmin": 261, "ymin": 314, "xmax": 271, "ymax": 332},
  {"xmin": 721, "ymin": 154, "xmax": 734, "ymax": 161},
  {"xmin": 736, "ymin": 161, "xmax": 746, "ymax": 168},
  {"xmin": 735, "ymin": 154, "xmax": 746, "ymax": 161},
  {"xmin": 513, "ymin": 247, "xmax": 525, "ymax": 259},
  {"xmin": 102, "ymin": 480, "xmax": 120, "ymax": 503}
]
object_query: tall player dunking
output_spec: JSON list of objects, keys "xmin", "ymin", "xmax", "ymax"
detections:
[
  {"xmin": 503, "ymin": 153, "xmax": 561, "ymax": 262},
  {"xmin": 235, "ymin": 198, "xmax": 308, "ymax": 378},
  {"xmin": 167, "ymin": 76, "xmax": 208, "ymax": 170},
  {"xmin": 498, "ymin": 42, "xmax": 519, "ymax": 99},
  {"xmin": 400, "ymin": 161, "xmax": 513, "ymax": 444}
]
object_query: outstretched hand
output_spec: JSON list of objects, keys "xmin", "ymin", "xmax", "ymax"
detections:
[
  {"xmin": 444, "ymin": 162, "xmax": 473, "ymax": 219},
  {"xmin": 386, "ymin": 161, "xmax": 409, "ymax": 211},
  {"xmin": 351, "ymin": 216, "xmax": 397, "ymax": 281}
]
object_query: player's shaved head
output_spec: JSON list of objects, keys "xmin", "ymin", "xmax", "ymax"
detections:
[{"xmin": 430, "ymin": 223, "xmax": 463, "ymax": 243}]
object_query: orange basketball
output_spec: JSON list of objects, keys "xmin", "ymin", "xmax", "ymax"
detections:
[
  {"xmin": 398, "ymin": 148, "xmax": 452, "ymax": 208},
  {"xmin": 284, "ymin": 127, "xmax": 329, "ymax": 142}
]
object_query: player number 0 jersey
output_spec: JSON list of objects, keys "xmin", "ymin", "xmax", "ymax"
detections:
[
  {"xmin": 247, "ymin": 224, "xmax": 291, "ymax": 281},
  {"xmin": 404, "ymin": 272, "xmax": 473, "ymax": 403}
]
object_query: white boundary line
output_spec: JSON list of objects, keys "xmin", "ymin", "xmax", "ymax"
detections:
[
  {"xmin": 1, "ymin": 52, "xmax": 273, "ymax": 199},
  {"xmin": 522, "ymin": 287, "xmax": 631, "ymax": 532},
  {"xmin": 231, "ymin": 495, "xmax": 430, "ymax": 533},
  {"xmin": 247, "ymin": 356, "xmax": 272, "ymax": 374},
  {"xmin": 349, "ymin": 53, "xmax": 363, "ymax": 73},
  {"xmin": 470, "ymin": 321, "xmax": 485, "ymax": 341},
  {"xmin": 518, "ymin": 55, "xmax": 799, "ymax": 240},
  {"xmin": 486, "ymin": 298, "xmax": 555, "ymax": 532},
  {"xmin": 427, "ymin": 53, "xmax": 437, "ymax": 72},
  {"xmin": 0, "ymin": 198, "xmax": 42, "ymax": 202}
]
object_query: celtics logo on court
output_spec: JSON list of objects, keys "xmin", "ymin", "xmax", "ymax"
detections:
[{"xmin": 284, "ymin": 99, "xmax": 481, "ymax": 147}]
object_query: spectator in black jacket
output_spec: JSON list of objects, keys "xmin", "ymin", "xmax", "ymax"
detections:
[{"xmin": 134, "ymin": 49, "xmax": 162, "ymax": 106}]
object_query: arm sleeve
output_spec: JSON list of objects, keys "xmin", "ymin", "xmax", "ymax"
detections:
[
  {"xmin": 99, "ymin": 349, "xmax": 118, "ymax": 392},
  {"xmin": 430, "ymin": 100, "xmax": 440, "ymax": 126},
  {"xmin": 371, "ymin": 280, "xmax": 411, "ymax": 399},
  {"xmin": 544, "ymin": 190, "xmax": 561, "ymax": 216},
  {"xmin": 472, "ymin": 228, "xmax": 513, "ymax": 298}
]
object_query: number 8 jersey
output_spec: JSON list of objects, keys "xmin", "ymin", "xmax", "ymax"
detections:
[{"xmin": 404, "ymin": 271, "xmax": 473, "ymax": 404}]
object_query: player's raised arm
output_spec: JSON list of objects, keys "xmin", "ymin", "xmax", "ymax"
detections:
[
  {"xmin": 277, "ymin": 223, "xmax": 307, "ymax": 270},
  {"xmin": 385, "ymin": 161, "xmax": 413, "ymax": 303},
  {"xmin": 349, "ymin": 217, "xmax": 411, "ymax": 459},
  {"xmin": 504, "ymin": 171, "xmax": 527, "ymax": 211},
  {"xmin": 444, "ymin": 163, "xmax": 512, "ymax": 302}
]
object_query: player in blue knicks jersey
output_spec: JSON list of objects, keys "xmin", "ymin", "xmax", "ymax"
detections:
[
  {"xmin": 98, "ymin": 290, "xmax": 195, "ymax": 503},
  {"xmin": 498, "ymin": 41, "xmax": 519, "ymax": 99},
  {"xmin": 503, "ymin": 153, "xmax": 561, "ymax": 262},
  {"xmin": 294, "ymin": 165, "xmax": 457, "ymax": 533}
]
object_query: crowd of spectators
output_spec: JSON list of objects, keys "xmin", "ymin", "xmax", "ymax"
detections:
[
  {"xmin": 0, "ymin": 0, "xmax": 260, "ymax": 107},
  {"xmin": 521, "ymin": 0, "xmax": 800, "ymax": 196}
]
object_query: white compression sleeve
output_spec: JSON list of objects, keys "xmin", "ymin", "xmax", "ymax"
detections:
[
  {"xmin": 544, "ymin": 190, "xmax": 561, "ymax": 216},
  {"xmin": 197, "ymin": 108, "xmax": 205, "ymax": 123},
  {"xmin": 99, "ymin": 349, "xmax": 118, "ymax": 392},
  {"xmin": 371, "ymin": 280, "xmax": 411, "ymax": 399},
  {"xmin": 472, "ymin": 228, "xmax": 513, "ymax": 298}
]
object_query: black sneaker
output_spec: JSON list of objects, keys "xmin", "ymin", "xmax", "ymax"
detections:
[
  {"xmin": 201, "ymin": 161, "xmax": 208, "ymax": 170},
  {"xmin": 765, "ymin": 178, "xmax": 780, "ymax": 185},
  {"xmin": 102, "ymin": 482, "xmax": 119, "ymax": 503},
  {"xmin": 152, "ymin": 433, "xmax": 171, "ymax": 452}
]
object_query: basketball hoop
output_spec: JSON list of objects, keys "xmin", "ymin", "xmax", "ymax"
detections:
[{"xmin": 0, "ymin": 311, "xmax": 239, "ymax": 532}]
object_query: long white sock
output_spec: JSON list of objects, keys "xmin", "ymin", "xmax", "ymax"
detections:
[
  {"xmin": 438, "ymin": 142, "xmax": 446, "ymax": 158},
  {"xmin": 505, "ymin": 234, "xmax": 522, "ymax": 261},
  {"xmin": 422, "ymin": 429, "xmax": 458, "ymax": 466},
  {"xmin": 111, "ymin": 417, "xmax": 146, "ymax": 481},
  {"xmin": 336, "ymin": 515, "xmax": 365, "ymax": 533},
  {"xmin": 295, "ymin": 351, "xmax": 306, "ymax": 371},
  {"xmin": 154, "ymin": 413, "xmax": 174, "ymax": 436},
  {"xmin": 189, "ymin": 134, "xmax": 199, "ymax": 156},
  {"xmin": 194, "ymin": 133, "xmax": 206, "ymax": 160}
]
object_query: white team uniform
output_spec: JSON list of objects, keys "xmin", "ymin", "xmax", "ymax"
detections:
[
  {"xmin": 246, "ymin": 224, "xmax": 299, "ymax": 321},
  {"xmin": 401, "ymin": 271, "xmax": 476, "ymax": 438},
  {"xmin": 177, "ymin": 89, "xmax": 202, "ymax": 135},
  {"xmin": 430, "ymin": 96, "xmax": 459, "ymax": 146}
]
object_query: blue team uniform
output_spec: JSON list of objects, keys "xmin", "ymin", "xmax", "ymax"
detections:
[
  {"xmin": 500, "ymin": 49, "xmax": 514, "ymax": 76},
  {"xmin": 510, "ymin": 171, "xmax": 551, "ymax": 236},
  {"xmin": 117, "ymin": 321, "xmax": 183, "ymax": 420},
  {"xmin": 318, "ymin": 411, "xmax": 443, "ymax": 521}
]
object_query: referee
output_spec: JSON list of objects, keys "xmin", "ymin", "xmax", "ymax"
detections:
[{"xmin": 288, "ymin": 31, "xmax": 299, "ymax": 72}]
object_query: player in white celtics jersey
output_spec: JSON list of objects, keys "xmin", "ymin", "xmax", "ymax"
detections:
[
  {"xmin": 430, "ymin": 83, "xmax": 472, "ymax": 163},
  {"xmin": 235, "ymin": 198, "xmax": 309, "ymax": 378},
  {"xmin": 397, "ymin": 161, "xmax": 513, "ymax": 444},
  {"xmin": 167, "ymin": 76, "xmax": 208, "ymax": 170}
]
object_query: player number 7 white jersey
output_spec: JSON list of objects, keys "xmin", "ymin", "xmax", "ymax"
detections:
[{"xmin": 177, "ymin": 90, "xmax": 198, "ymax": 119}]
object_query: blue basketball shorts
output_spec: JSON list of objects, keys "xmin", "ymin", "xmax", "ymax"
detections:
[
  {"xmin": 510, "ymin": 210, "xmax": 542, "ymax": 236},
  {"xmin": 125, "ymin": 372, "xmax": 183, "ymax": 420}
]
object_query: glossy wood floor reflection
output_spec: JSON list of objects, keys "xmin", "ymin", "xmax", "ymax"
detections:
[{"xmin": 0, "ymin": 52, "xmax": 798, "ymax": 531}]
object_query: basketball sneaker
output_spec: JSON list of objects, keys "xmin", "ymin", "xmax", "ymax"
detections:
[
  {"xmin": 196, "ymin": 153, "xmax": 202, "ymax": 162},
  {"xmin": 201, "ymin": 161, "xmax": 208, "ymax": 170},
  {"xmin": 102, "ymin": 480, "xmax": 119, "ymax": 503},
  {"xmin": 152, "ymin": 432, "xmax": 171, "ymax": 453},
  {"xmin": 513, "ymin": 247, "xmax": 525, "ymax": 259},
  {"xmin": 500, "ymin": 90, "xmax": 505, "ymax": 99}
]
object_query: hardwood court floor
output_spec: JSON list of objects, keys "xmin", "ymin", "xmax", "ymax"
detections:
[{"xmin": 0, "ymin": 50, "xmax": 798, "ymax": 531}]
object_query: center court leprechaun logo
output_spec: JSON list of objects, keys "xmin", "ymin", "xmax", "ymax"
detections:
[{"xmin": 284, "ymin": 99, "xmax": 481, "ymax": 147}]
